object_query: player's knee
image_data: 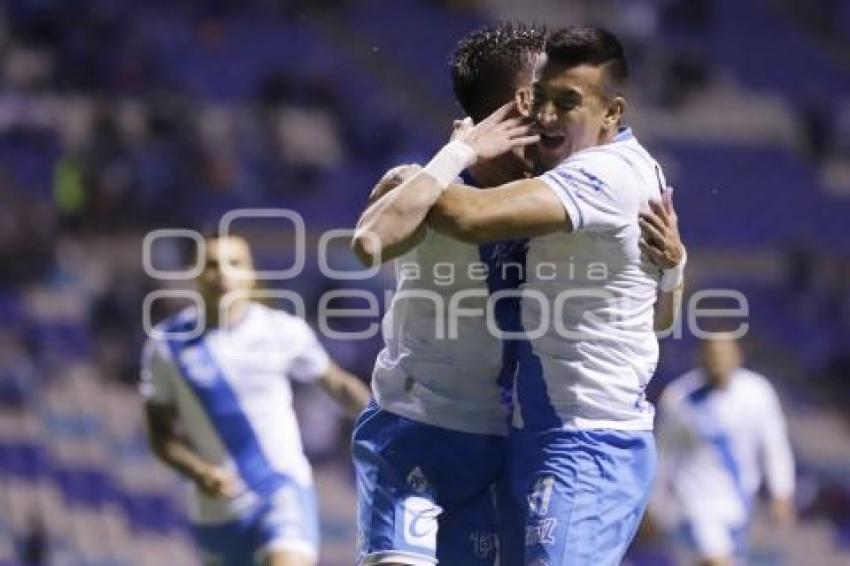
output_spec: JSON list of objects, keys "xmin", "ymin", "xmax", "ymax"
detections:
[{"xmin": 697, "ymin": 557, "xmax": 731, "ymax": 566}]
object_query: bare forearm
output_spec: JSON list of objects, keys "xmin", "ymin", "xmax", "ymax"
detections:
[
  {"xmin": 431, "ymin": 180, "xmax": 568, "ymax": 243},
  {"xmin": 319, "ymin": 364, "xmax": 371, "ymax": 418},
  {"xmin": 149, "ymin": 435, "xmax": 212, "ymax": 483},
  {"xmin": 332, "ymin": 380, "xmax": 371, "ymax": 418},
  {"xmin": 352, "ymin": 171, "xmax": 443, "ymax": 265}
]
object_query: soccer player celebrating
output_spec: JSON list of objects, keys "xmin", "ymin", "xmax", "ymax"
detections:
[
  {"xmin": 655, "ymin": 334, "xmax": 795, "ymax": 566},
  {"xmin": 141, "ymin": 233, "xmax": 370, "ymax": 566},
  {"xmin": 350, "ymin": 24, "xmax": 546, "ymax": 566},
  {"xmin": 355, "ymin": 27, "xmax": 686, "ymax": 565}
]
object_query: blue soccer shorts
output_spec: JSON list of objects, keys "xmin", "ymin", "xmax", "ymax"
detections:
[
  {"xmin": 500, "ymin": 428, "xmax": 656, "ymax": 566},
  {"xmin": 352, "ymin": 401, "xmax": 506, "ymax": 565},
  {"xmin": 190, "ymin": 481, "xmax": 318, "ymax": 565}
]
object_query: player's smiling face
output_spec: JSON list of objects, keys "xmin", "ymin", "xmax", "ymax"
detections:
[{"xmin": 531, "ymin": 58, "xmax": 622, "ymax": 170}]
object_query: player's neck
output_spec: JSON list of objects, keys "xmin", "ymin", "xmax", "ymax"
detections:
[{"xmin": 598, "ymin": 126, "xmax": 618, "ymax": 146}]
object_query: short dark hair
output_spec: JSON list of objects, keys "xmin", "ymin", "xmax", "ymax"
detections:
[
  {"xmin": 450, "ymin": 22, "xmax": 546, "ymax": 122},
  {"xmin": 544, "ymin": 27, "xmax": 628, "ymax": 97}
]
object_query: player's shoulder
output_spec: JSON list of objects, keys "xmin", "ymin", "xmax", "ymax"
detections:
[
  {"xmin": 661, "ymin": 370, "xmax": 706, "ymax": 406},
  {"xmin": 565, "ymin": 128, "xmax": 653, "ymax": 169},
  {"xmin": 554, "ymin": 143, "xmax": 628, "ymax": 182},
  {"xmin": 147, "ymin": 306, "xmax": 199, "ymax": 344},
  {"xmin": 141, "ymin": 306, "xmax": 199, "ymax": 367},
  {"xmin": 250, "ymin": 302, "xmax": 314, "ymax": 336},
  {"xmin": 734, "ymin": 368, "xmax": 778, "ymax": 397},
  {"xmin": 548, "ymin": 131, "xmax": 655, "ymax": 199}
]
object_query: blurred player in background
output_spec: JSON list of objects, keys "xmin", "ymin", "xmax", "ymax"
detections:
[
  {"xmin": 141, "ymin": 232, "xmax": 370, "ymax": 566},
  {"xmin": 654, "ymin": 334, "xmax": 795, "ymax": 566},
  {"xmin": 350, "ymin": 23, "xmax": 545, "ymax": 566}
]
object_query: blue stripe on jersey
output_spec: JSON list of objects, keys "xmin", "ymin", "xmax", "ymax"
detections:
[
  {"xmin": 686, "ymin": 387, "xmax": 751, "ymax": 510},
  {"xmin": 463, "ymin": 172, "xmax": 560, "ymax": 430},
  {"xmin": 516, "ymin": 341, "xmax": 561, "ymax": 430},
  {"xmin": 478, "ymin": 239, "xmax": 527, "ymax": 417},
  {"xmin": 706, "ymin": 432, "xmax": 751, "ymax": 510},
  {"xmin": 165, "ymin": 316, "xmax": 287, "ymax": 499},
  {"xmin": 466, "ymin": 172, "xmax": 524, "ymax": 417}
]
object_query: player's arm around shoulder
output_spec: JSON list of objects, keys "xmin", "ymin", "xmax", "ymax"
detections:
[
  {"xmin": 351, "ymin": 163, "xmax": 428, "ymax": 267},
  {"xmin": 351, "ymin": 102, "xmax": 536, "ymax": 264},
  {"xmin": 430, "ymin": 177, "xmax": 571, "ymax": 243}
]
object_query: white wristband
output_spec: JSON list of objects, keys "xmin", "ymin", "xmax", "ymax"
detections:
[
  {"xmin": 660, "ymin": 248, "xmax": 687, "ymax": 292},
  {"xmin": 422, "ymin": 140, "xmax": 476, "ymax": 189}
]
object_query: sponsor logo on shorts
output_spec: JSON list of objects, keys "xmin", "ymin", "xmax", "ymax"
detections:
[
  {"xmin": 402, "ymin": 496, "xmax": 440, "ymax": 550},
  {"xmin": 406, "ymin": 466, "xmax": 429, "ymax": 493},
  {"xmin": 525, "ymin": 517, "xmax": 558, "ymax": 546}
]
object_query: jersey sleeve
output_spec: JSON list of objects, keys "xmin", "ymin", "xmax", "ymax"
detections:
[
  {"xmin": 139, "ymin": 338, "xmax": 178, "ymax": 406},
  {"xmin": 538, "ymin": 150, "xmax": 631, "ymax": 232},
  {"xmin": 288, "ymin": 319, "xmax": 331, "ymax": 383},
  {"xmin": 759, "ymin": 384, "xmax": 795, "ymax": 498}
]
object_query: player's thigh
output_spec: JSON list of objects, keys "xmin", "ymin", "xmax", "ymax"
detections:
[
  {"xmin": 436, "ymin": 490, "xmax": 499, "ymax": 566},
  {"xmin": 494, "ymin": 470, "xmax": 525, "ymax": 566},
  {"xmin": 253, "ymin": 483, "xmax": 319, "ymax": 566},
  {"xmin": 510, "ymin": 429, "xmax": 656, "ymax": 566},
  {"xmin": 352, "ymin": 406, "xmax": 441, "ymax": 564}
]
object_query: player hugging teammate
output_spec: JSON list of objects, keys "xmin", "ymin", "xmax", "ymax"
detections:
[{"xmin": 352, "ymin": 23, "xmax": 687, "ymax": 566}]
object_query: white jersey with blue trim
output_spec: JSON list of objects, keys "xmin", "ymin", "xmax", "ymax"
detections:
[
  {"xmin": 371, "ymin": 229, "xmax": 509, "ymax": 436},
  {"xmin": 656, "ymin": 368, "xmax": 795, "ymax": 525},
  {"xmin": 516, "ymin": 127, "xmax": 664, "ymax": 431},
  {"xmin": 140, "ymin": 302, "xmax": 330, "ymax": 524}
]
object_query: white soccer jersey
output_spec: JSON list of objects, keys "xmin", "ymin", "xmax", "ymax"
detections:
[
  {"xmin": 656, "ymin": 368, "xmax": 795, "ymax": 527},
  {"xmin": 372, "ymin": 229, "xmax": 509, "ymax": 436},
  {"xmin": 515, "ymin": 127, "xmax": 664, "ymax": 431},
  {"xmin": 140, "ymin": 302, "xmax": 330, "ymax": 524}
]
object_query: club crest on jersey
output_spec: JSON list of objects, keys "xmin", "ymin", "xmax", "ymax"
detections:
[
  {"xmin": 179, "ymin": 346, "xmax": 218, "ymax": 385},
  {"xmin": 406, "ymin": 466, "xmax": 429, "ymax": 493}
]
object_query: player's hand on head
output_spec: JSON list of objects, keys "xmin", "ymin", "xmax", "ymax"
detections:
[
  {"xmin": 451, "ymin": 117, "xmax": 473, "ymax": 141},
  {"xmin": 197, "ymin": 466, "xmax": 242, "ymax": 499},
  {"xmin": 454, "ymin": 102, "xmax": 540, "ymax": 162},
  {"xmin": 639, "ymin": 187, "xmax": 685, "ymax": 270}
]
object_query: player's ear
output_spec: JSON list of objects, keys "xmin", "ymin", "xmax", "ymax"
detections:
[
  {"xmin": 603, "ymin": 96, "xmax": 626, "ymax": 131},
  {"xmin": 516, "ymin": 87, "xmax": 533, "ymax": 118}
]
